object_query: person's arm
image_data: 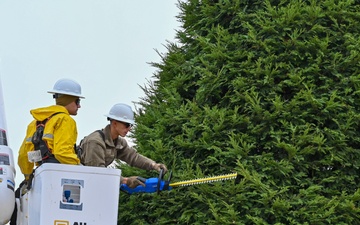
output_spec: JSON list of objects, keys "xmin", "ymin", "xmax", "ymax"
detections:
[
  {"xmin": 18, "ymin": 121, "xmax": 38, "ymax": 180},
  {"xmin": 18, "ymin": 137, "xmax": 34, "ymax": 180},
  {"xmin": 116, "ymin": 138, "xmax": 168, "ymax": 173}
]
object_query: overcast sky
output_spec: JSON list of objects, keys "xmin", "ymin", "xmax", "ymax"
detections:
[{"xmin": 0, "ymin": 0, "xmax": 180, "ymax": 189}]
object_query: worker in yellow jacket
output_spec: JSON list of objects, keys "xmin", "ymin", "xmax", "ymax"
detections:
[
  {"xmin": 18, "ymin": 78, "xmax": 84, "ymax": 180},
  {"xmin": 11, "ymin": 78, "xmax": 85, "ymax": 225}
]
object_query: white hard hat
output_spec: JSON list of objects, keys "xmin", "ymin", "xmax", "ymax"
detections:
[
  {"xmin": 105, "ymin": 103, "xmax": 135, "ymax": 124},
  {"xmin": 47, "ymin": 78, "xmax": 85, "ymax": 98}
]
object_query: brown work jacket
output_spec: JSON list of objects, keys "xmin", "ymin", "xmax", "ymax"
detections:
[{"xmin": 79, "ymin": 124, "xmax": 155, "ymax": 170}]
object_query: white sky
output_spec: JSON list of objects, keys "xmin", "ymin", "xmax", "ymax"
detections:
[{"xmin": 0, "ymin": 0, "xmax": 180, "ymax": 189}]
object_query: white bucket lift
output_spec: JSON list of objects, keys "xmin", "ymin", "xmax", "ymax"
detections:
[
  {"xmin": 0, "ymin": 145, "xmax": 16, "ymax": 225},
  {"xmin": 17, "ymin": 163, "xmax": 121, "ymax": 225},
  {"xmin": 0, "ymin": 76, "xmax": 16, "ymax": 225}
]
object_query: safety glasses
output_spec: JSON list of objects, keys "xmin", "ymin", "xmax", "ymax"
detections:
[{"xmin": 117, "ymin": 121, "xmax": 133, "ymax": 128}]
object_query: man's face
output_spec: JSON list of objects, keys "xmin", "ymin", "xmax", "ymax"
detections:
[
  {"xmin": 114, "ymin": 120, "xmax": 132, "ymax": 137},
  {"xmin": 65, "ymin": 98, "xmax": 81, "ymax": 115}
]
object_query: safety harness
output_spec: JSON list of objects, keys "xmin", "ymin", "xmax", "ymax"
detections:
[
  {"xmin": 26, "ymin": 112, "xmax": 64, "ymax": 191},
  {"xmin": 31, "ymin": 112, "xmax": 64, "ymax": 164}
]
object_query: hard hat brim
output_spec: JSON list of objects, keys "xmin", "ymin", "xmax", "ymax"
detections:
[
  {"xmin": 104, "ymin": 114, "xmax": 135, "ymax": 124},
  {"xmin": 48, "ymin": 90, "xmax": 85, "ymax": 98}
]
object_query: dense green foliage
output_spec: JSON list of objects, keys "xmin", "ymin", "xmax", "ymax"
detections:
[{"xmin": 118, "ymin": 0, "xmax": 360, "ymax": 224}]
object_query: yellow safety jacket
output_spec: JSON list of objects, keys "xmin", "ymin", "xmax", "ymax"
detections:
[{"xmin": 18, "ymin": 105, "xmax": 80, "ymax": 179}]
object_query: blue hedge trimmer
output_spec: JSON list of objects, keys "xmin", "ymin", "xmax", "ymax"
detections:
[{"xmin": 120, "ymin": 169, "xmax": 239, "ymax": 194}]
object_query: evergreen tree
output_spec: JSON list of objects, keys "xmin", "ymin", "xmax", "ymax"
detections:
[{"xmin": 118, "ymin": 0, "xmax": 360, "ymax": 224}]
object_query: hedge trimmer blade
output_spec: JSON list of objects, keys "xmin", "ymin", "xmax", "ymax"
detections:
[{"xmin": 169, "ymin": 173, "xmax": 238, "ymax": 187}]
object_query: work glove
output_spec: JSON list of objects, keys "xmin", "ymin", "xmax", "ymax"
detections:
[
  {"xmin": 126, "ymin": 176, "xmax": 146, "ymax": 189},
  {"xmin": 152, "ymin": 163, "xmax": 168, "ymax": 174}
]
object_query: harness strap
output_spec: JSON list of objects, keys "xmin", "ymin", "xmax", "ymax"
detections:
[
  {"xmin": 97, "ymin": 130, "xmax": 105, "ymax": 141},
  {"xmin": 32, "ymin": 112, "xmax": 64, "ymax": 164},
  {"xmin": 76, "ymin": 130, "xmax": 105, "ymax": 162}
]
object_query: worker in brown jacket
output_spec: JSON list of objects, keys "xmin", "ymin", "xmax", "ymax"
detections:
[{"xmin": 79, "ymin": 103, "xmax": 167, "ymax": 188}]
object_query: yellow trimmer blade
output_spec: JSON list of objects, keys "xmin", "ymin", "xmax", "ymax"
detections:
[{"xmin": 169, "ymin": 173, "xmax": 238, "ymax": 187}]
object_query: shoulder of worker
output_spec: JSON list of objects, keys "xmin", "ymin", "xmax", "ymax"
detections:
[
  {"xmin": 82, "ymin": 125, "xmax": 109, "ymax": 145},
  {"xmin": 30, "ymin": 105, "xmax": 69, "ymax": 121}
]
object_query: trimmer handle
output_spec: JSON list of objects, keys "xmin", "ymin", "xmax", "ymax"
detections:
[{"xmin": 120, "ymin": 169, "xmax": 173, "ymax": 194}]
